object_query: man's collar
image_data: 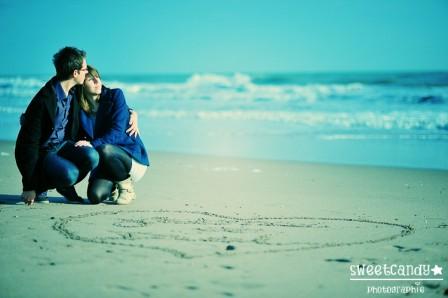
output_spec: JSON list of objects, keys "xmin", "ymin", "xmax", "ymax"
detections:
[{"xmin": 54, "ymin": 80, "xmax": 75, "ymax": 100}]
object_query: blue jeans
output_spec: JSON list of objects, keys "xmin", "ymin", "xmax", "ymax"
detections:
[{"xmin": 41, "ymin": 141, "xmax": 99, "ymax": 191}]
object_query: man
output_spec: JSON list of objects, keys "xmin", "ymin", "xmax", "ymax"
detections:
[{"xmin": 15, "ymin": 47, "xmax": 99, "ymax": 205}]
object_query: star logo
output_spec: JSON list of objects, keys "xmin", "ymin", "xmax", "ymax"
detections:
[{"xmin": 431, "ymin": 265, "xmax": 443, "ymax": 276}]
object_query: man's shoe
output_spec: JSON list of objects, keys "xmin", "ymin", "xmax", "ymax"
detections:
[
  {"xmin": 35, "ymin": 191, "xmax": 49, "ymax": 204},
  {"xmin": 56, "ymin": 186, "xmax": 84, "ymax": 204}
]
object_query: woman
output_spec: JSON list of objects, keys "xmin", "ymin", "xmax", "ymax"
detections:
[{"xmin": 76, "ymin": 66, "xmax": 150, "ymax": 204}]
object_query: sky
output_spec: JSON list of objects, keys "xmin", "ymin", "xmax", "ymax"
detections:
[{"xmin": 0, "ymin": 0, "xmax": 447, "ymax": 75}]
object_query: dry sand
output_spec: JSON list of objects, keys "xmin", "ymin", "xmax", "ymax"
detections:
[{"xmin": 0, "ymin": 141, "xmax": 447, "ymax": 297}]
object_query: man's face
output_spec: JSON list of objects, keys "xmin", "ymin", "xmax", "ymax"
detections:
[{"xmin": 73, "ymin": 58, "xmax": 88, "ymax": 84}]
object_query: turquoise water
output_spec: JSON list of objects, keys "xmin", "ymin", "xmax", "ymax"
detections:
[{"xmin": 1, "ymin": 72, "xmax": 447, "ymax": 169}]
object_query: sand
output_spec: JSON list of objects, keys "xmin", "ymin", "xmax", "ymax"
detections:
[{"xmin": 0, "ymin": 140, "xmax": 447, "ymax": 297}]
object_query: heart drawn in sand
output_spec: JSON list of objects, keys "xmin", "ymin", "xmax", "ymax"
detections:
[{"xmin": 53, "ymin": 210, "xmax": 414, "ymax": 259}]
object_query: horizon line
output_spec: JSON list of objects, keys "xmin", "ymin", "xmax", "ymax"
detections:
[{"xmin": 1, "ymin": 69, "xmax": 448, "ymax": 77}]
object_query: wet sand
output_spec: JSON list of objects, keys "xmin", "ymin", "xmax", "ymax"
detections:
[{"xmin": 0, "ymin": 141, "xmax": 447, "ymax": 297}]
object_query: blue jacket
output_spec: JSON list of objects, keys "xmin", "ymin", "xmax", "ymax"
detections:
[{"xmin": 79, "ymin": 86, "xmax": 150, "ymax": 166}]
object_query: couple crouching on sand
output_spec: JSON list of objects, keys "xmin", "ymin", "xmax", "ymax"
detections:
[{"xmin": 15, "ymin": 47, "xmax": 150, "ymax": 205}]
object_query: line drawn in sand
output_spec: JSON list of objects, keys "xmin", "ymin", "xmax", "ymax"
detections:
[{"xmin": 53, "ymin": 210, "xmax": 414, "ymax": 259}]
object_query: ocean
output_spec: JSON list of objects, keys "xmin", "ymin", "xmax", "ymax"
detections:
[{"xmin": 1, "ymin": 72, "xmax": 447, "ymax": 169}]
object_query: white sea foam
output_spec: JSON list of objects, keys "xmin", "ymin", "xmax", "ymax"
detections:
[
  {"xmin": 139, "ymin": 109, "xmax": 448, "ymax": 131},
  {"xmin": 2, "ymin": 74, "xmax": 448, "ymax": 106},
  {"xmin": 0, "ymin": 77, "xmax": 45, "ymax": 97},
  {"xmin": 318, "ymin": 134, "xmax": 448, "ymax": 141},
  {"xmin": 113, "ymin": 76, "xmax": 366, "ymax": 103},
  {"xmin": 0, "ymin": 106, "xmax": 25, "ymax": 114},
  {"xmin": 1, "ymin": 74, "xmax": 448, "ymax": 135}
]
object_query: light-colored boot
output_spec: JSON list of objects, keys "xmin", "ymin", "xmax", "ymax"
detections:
[{"xmin": 115, "ymin": 177, "xmax": 136, "ymax": 205}]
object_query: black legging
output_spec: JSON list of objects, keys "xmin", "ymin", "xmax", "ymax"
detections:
[{"xmin": 88, "ymin": 144, "xmax": 132, "ymax": 204}]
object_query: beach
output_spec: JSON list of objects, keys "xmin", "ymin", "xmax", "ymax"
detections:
[
  {"xmin": 0, "ymin": 140, "xmax": 447, "ymax": 297},
  {"xmin": 1, "ymin": 0, "xmax": 448, "ymax": 296}
]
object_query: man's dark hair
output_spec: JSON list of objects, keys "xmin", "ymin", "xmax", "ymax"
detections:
[{"xmin": 52, "ymin": 47, "xmax": 86, "ymax": 80}]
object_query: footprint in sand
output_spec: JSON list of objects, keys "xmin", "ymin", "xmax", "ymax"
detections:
[{"xmin": 393, "ymin": 245, "xmax": 422, "ymax": 252}]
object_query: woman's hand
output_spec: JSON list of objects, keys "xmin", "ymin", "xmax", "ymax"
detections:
[
  {"xmin": 127, "ymin": 110, "xmax": 140, "ymax": 138},
  {"xmin": 75, "ymin": 140, "xmax": 93, "ymax": 147}
]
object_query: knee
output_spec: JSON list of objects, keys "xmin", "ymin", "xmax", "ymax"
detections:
[
  {"xmin": 59, "ymin": 167, "xmax": 79, "ymax": 187},
  {"xmin": 82, "ymin": 147, "xmax": 100, "ymax": 170},
  {"xmin": 97, "ymin": 144, "xmax": 115, "ymax": 160},
  {"xmin": 87, "ymin": 183, "xmax": 109, "ymax": 204}
]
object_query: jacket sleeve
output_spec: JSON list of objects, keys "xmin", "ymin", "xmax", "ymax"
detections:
[
  {"xmin": 15, "ymin": 95, "xmax": 45, "ymax": 191},
  {"xmin": 91, "ymin": 89, "xmax": 130, "ymax": 148}
]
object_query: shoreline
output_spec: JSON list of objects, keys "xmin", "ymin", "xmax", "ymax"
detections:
[
  {"xmin": 147, "ymin": 148, "xmax": 448, "ymax": 172},
  {"xmin": 1, "ymin": 140, "xmax": 446, "ymax": 173}
]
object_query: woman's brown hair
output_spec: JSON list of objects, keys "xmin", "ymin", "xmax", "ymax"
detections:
[{"xmin": 79, "ymin": 65, "xmax": 101, "ymax": 114}]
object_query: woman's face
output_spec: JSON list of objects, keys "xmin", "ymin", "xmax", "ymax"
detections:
[{"xmin": 84, "ymin": 74, "xmax": 102, "ymax": 97}]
